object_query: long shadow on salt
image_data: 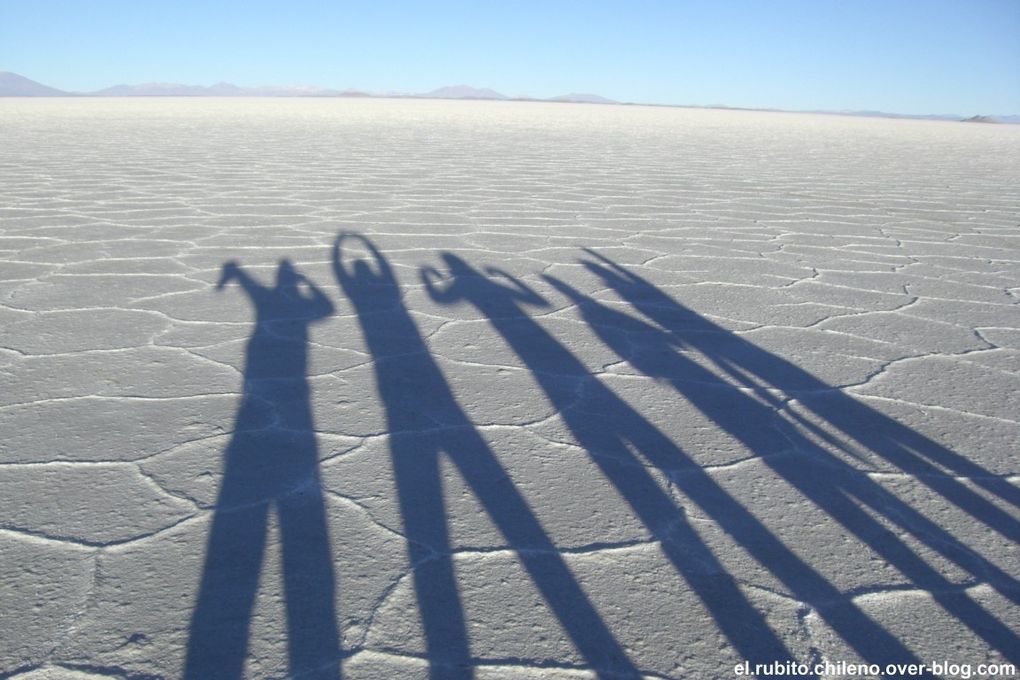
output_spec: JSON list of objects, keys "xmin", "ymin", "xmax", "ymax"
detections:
[
  {"xmin": 333, "ymin": 233, "xmax": 639, "ymax": 679},
  {"xmin": 422, "ymin": 252, "xmax": 823, "ymax": 675},
  {"xmin": 423, "ymin": 249, "xmax": 1019, "ymax": 675},
  {"xmin": 185, "ymin": 260, "xmax": 341, "ymax": 680},
  {"xmin": 549, "ymin": 250, "xmax": 1020, "ymax": 667}
]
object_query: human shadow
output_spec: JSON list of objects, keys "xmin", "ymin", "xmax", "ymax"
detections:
[
  {"xmin": 551, "ymin": 251, "xmax": 1020, "ymax": 665},
  {"xmin": 421, "ymin": 253, "xmax": 939, "ymax": 675},
  {"xmin": 185, "ymin": 260, "xmax": 341, "ymax": 680},
  {"xmin": 332, "ymin": 233, "xmax": 637, "ymax": 679},
  {"xmin": 580, "ymin": 249, "xmax": 1020, "ymax": 521}
]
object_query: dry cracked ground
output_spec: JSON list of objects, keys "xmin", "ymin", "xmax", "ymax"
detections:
[{"xmin": 1, "ymin": 99, "xmax": 1018, "ymax": 680}]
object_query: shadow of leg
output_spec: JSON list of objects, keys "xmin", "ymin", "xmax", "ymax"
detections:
[
  {"xmin": 279, "ymin": 486, "xmax": 342, "ymax": 680},
  {"xmin": 391, "ymin": 436, "xmax": 472, "ymax": 679},
  {"xmin": 186, "ymin": 502, "xmax": 270, "ymax": 680}
]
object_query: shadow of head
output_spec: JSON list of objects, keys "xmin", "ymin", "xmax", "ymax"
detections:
[
  {"xmin": 421, "ymin": 251, "xmax": 549, "ymax": 311},
  {"xmin": 331, "ymin": 232, "xmax": 407, "ymax": 316},
  {"xmin": 276, "ymin": 258, "xmax": 299, "ymax": 287},
  {"xmin": 332, "ymin": 232, "xmax": 397, "ymax": 282}
]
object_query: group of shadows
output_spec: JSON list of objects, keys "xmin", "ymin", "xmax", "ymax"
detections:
[{"xmin": 184, "ymin": 233, "xmax": 1019, "ymax": 680}]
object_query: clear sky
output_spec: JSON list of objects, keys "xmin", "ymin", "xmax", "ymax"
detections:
[{"xmin": 2, "ymin": 0, "xmax": 1018, "ymax": 114}]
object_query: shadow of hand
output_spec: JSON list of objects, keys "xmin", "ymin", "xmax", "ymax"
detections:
[{"xmin": 217, "ymin": 260, "xmax": 240, "ymax": 290}]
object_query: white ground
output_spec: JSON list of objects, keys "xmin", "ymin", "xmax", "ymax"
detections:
[{"xmin": 1, "ymin": 98, "xmax": 1018, "ymax": 680}]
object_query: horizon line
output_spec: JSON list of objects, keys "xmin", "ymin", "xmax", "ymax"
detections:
[{"xmin": 1, "ymin": 71, "xmax": 1017, "ymax": 122}]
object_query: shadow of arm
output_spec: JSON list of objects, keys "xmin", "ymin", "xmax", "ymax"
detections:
[
  {"xmin": 333, "ymin": 232, "xmax": 396, "ymax": 290},
  {"xmin": 421, "ymin": 265, "xmax": 462, "ymax": 303},
  {"xmin": 485, "ymin": 267, "xmax": 547, "ymax": 306},
  {"xmin": 300, "ymin": 276, "xmax": 335, "ymax": 318},
  {"xmin": 217, "ymin": 260, "xmax": 263, "ymax": 300}
]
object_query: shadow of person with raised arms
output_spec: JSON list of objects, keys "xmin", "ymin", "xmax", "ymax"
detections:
[
  {"xmin": 580, "ymin": 248, "xmax": 1020, "ymax": 521},
  {"xmin": 420, "ymin": 252, "xmax": 868, "ymax": 675},
  {"xmin": 332, "ymin": 233, "xmax": 637, "ymax": 680},
  {"xmin": 565, "ymin": 250, "xmax": 1020, "ymax": 665},
  {"xmin": 186, "ymin": 259, "xmax": 341, "ymax": 680}
]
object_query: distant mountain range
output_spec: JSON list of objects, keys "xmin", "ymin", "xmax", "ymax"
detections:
[
  {"xmin": 424, "ymin": 85, "xmax": 509, "ymax": 100},
  {"xmin": 807, "ymin": 109, "xmax": 1020, "ymax": 124},
  {"xmin": 0, "ymin": 72, "xmax": 615, "ymax": 106},
  {"xmin": 2, "ymin": 71, "xmax": 1016, "ymax": 123},
  {"xmin": 0, "ymin": 71, "xmax": 67, "ymax": 96},
  {"xmin": 92, "ymin": 81, "xmax": 370, "ymax": 97}
]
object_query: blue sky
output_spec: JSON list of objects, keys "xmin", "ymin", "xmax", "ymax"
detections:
[{"xmin": 2, "ymin": 0, "xmax": 1018, "ymax": 114}]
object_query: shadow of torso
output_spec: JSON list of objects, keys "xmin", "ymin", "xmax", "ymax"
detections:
[{"xmin": 186, "ymin": 260, "xmax": 340, "ymax": 680}]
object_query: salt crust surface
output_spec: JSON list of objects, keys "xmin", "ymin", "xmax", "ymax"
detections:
[{"xmin": 1, "ymin": 99, "xmax": 1018, "ymax": 679}]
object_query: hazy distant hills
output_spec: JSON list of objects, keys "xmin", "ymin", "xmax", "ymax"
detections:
[
  {"xmin": 0, "ymin": 71, "xmax": 68, "ymax": 96},
  {"xmin": 95, "ymin": 82, "xmax": 231, "ymax": 96},
  {"xmin": 92, "ymin": 81, "xmax": 369, "ymax": 97},
  {"xmin": 424, "ymin": 85, "xmax": 509, "ymax": 100},
  {"xmin": 817, "ymin": 109, "xmax": 1020, "ymax": 125},
  {"xmin": 0, "ymin": 72, "xmax": 615, "ymax": 106},
  {"xmin": 1, "ymin": 71, "xmax": 1016, "ymax": 123},
  {"xmin": 547, "ymin": 93, "xmax": 618, "ymax": 104},
  {"xmin": 817, "ymin": 109, "xmax": 1019, "ymax": 124},
  {"xmin": 422, "ymin": 86, "xmax": 619, "ymax": 105}
]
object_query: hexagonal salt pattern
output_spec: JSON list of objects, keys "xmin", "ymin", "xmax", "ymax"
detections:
[{"xmin": 2, "ymin": 98, "xmax": 1018, "ymax": 679}]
